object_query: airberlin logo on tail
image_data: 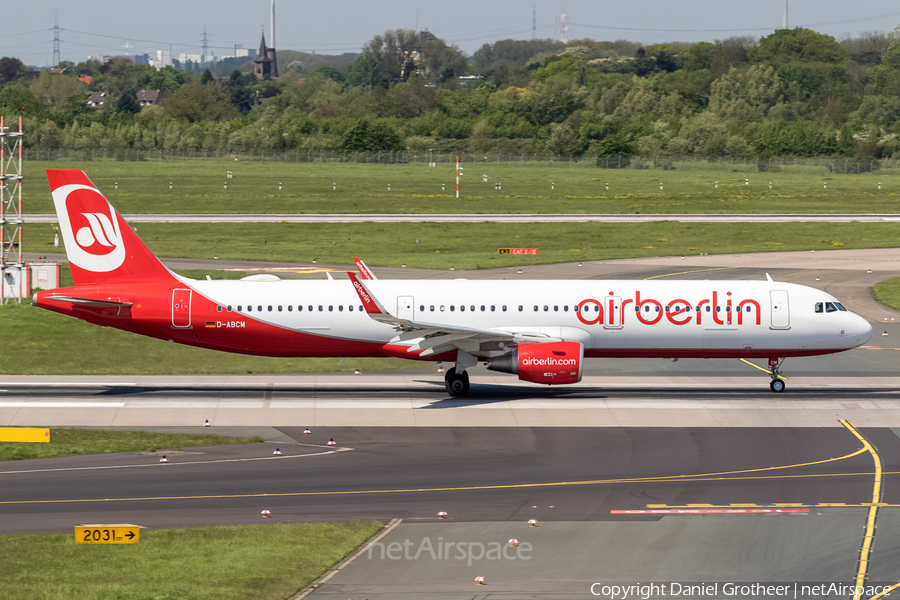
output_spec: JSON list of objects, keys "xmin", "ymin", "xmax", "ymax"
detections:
[{"xmin": 51, "ymin": 184, "xmax": 125, "ymax": 273}]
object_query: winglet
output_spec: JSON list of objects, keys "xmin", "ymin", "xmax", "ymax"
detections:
[
  {"xmin": 353, "ymin": 258, "xmax": 378, "ymax": 280},
  {"xmin": 348, "ymin": 272, "xmax": 389, "ymax": 315}
]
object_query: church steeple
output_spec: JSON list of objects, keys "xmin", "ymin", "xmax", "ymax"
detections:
[{"xmin": 253, "ymin": 30, "xmax": 273, "ymax": 80}]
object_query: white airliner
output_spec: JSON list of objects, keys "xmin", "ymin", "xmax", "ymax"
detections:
[{"xmin": 34, "ymin": 169, "xmax": 873, "ymax": 396}]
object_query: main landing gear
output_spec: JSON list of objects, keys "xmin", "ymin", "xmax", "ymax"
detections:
[
  {"xmin": 768, "ymin": 357, "xmax": 786, "ymax": 393},
  {"xmin": 444, "ymin": 367, "xmax": 470, "ymax": 397}
]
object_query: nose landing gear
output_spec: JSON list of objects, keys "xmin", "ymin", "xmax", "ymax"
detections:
[{"xmin": 769, "ymin": 357, "xmax": 785, "ymax": 393}]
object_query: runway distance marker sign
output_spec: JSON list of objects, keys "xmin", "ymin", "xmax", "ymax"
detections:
[
  {"xmin": 499, "ymin": 248, "xmax": 539, "ymax": 255},
  {"xmin": 75, "ymin": 524, "xmax": 140, "ymax": 544}
]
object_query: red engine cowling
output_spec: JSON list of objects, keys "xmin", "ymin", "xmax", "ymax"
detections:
[{"xmin": 487, "ymin": 341, "xmax": 583, "ymax": 385}]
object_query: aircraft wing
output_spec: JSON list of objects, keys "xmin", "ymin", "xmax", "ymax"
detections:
[{"xmin": 347, "ymin": 273, "xmax": 557, "ymax": 357}]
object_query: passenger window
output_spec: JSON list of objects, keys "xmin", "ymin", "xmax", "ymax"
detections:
[
  {"xmin": 534, "ymin": 306, "xmax": 539, "ymax": 312},
  {"xmin": 470, "ymin": 305, "xmax": 475, "ymax": 311},
  {"xmin": 359, "ymin": 305, "xmax": 363, "ymax": 311},
  {"xmin": 237, "ymin": 305, "xmax": 242, "ymax": 312},
  {"xmin": 339, "ymin": 305, "xmax": 343, "ymax": 311},
  {"xmin": 349, "ymin": 305, "xmax": 353, "ymax": 311},
  {"xmin": 318, "ymin": 305, "xmax": 323, "ymax": 311},
  {"xmin": 726, "ymin": 306, "xmax": 731, "ymax": 312},
  {"xmin": 735, "ymin": 306, "xmax": 741, "ymax": 312},
  {"xmin": 665, "ymin": 306, "xmax": 670, "ymax": 312},
  {"xmin": 574, "ymin": 305, "xmax": 579, "ymax": 312},
  {"xmin": 430, "ymin": 305, "xmax": 435, "ymax": 311},
  {"xmin": 491, "ymin": 305, "xmax": 495, "ymax": 311},
  {"xmin": 715, "ymin": 306, "xmax": 720, "ymax": 312},
  {"xmin": 564, "ymin": 305, "xmax": 569, "ymax": 312},
  {"xmin": 308, "ymin": 306, "xmax": 313, "ymax": 312},
  {"xmin": 216, "ymin": 305, "xmax": 222, "ymax": 312},
  {"xmin": 258, "ymin": 305, "xmax": 262, "ymax": 312},
  {"xmin": 450, "ymin": 306, "xmax": 455, "ymax": 312},
  {"xmin": 278, "ymin": 306, "xmax": 283, "ymax": 312},
  {"xmin": 227, "ymin": 306, "xmax": 232, "ymax": 312},
  {"xmin": 554, "ymin": 306, "xmax": 558, "ymax": 312},
  {"xmin": 440, "ymin": 305, "xmax": 445, "ymax": 312},
  {"xmin": 635, "ymin": 306, "xmax": 640, "ymax": 312},
  {"xmin": 460, "ymin": 305, "xmax": 465, "ymax": 312},
  {"xmin": 502, "ymin": 305, "xmax": 507, "ymax": 311},
  {"xmin": 288, "ymin": 306, "xmax": 292, "ymax": 312},
  {"xmin": 815, "ymin": 303, "xmax": 823, "ymax": 313},
  {"xmin": 420, "ymin": 305, "xmax": 424, "ymax": 312},
  {"xmin": 705, "ymin": 306, "xmax": 710, "ymax": 312},
  {"xmin": 644, "ymin": 306, "xmax": 650, "ymax": 312},
  {"xmin": 298, "ymin": 306, "xmax": 303, "ymax": 311},
  {"xmin": 518, "ymin": 305, "xmax": 523, "ymax": 311},
  {"xmin": 543, "ymin": 305, "xmax": 548, "ymax": 312},
  {"xmin": 481, "ymin": 305, "xmax": 485, "ymax": 311},
  {"xmin": 745, "ymin": 305, "xmax": 752, "ymax": 312},
  {"xmin": 329, "ymin": 305, "xmax": 333, "ymax": 312},
  {"xmin": 248, "ymin": 306, "xmax": 253, "ymax": 312}
]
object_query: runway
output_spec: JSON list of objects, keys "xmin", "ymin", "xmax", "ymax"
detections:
[
  {"xmin": 25, "ymin": 212, "xmax": 900, "ymax": 223},
  {"xmin": 3, "ymin": 425, "xmax": 900, "ymax": 597}
]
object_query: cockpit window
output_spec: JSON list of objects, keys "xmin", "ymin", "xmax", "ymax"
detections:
[
  {"xmin": 835, "ymin": 302, "xmax": 848, "ymax": 311},
  {"xmin": 814, "ymin": 302, "xmax": 823, "ymax": 313},
  {"xmin": 825, "ymin": 302, "xmax": 838, "ymax": 313}
]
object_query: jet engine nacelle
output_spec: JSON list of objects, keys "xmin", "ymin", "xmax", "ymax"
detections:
[{"xmin": 487, "ymin": 341, "xmax": 584, "ymax": 385}]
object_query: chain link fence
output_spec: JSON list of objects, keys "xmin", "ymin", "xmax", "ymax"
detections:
[{"xmin": 23, "ymin": 148, "xmax": 900, "ymax": 175}]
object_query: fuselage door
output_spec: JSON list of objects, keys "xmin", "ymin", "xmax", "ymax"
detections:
[
  {"xmin": 605, "ymin": 296, "xmax": 623, "ymax": 329},
  {"xmin": 172, "ymin": 288, "xmax": 192, "ymax": 328},
  {"xmin": 397, "ymin": 296, "xmax": 414, "ymax": 320},
  {"xmin": 770, "ymin": 290, "xmax": 790, "ymax": 329}
]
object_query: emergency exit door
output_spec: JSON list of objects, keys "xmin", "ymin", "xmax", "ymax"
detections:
[
  {"xmin": 172, "ymin": 288, "xmax": 193, "ymax": 328},
  {"xmin": 770, "ymin": 290, "xmax": 790, "ymax": 329},
  {"xmin": 397, "ymin": 296, "xmax": 414, "ymax": 320}
]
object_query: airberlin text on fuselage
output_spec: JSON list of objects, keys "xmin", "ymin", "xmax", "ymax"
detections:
[{"xmin": 577, "ymin": 291, "xmax": 762, "ymax": 327}]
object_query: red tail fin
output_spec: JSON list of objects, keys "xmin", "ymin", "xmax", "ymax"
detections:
[{"xmin": 47, "ymin": 169, "xmax": 171, "ymax": 286}]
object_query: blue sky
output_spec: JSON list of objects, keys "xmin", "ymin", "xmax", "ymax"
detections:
[{"xmin": 2, "ymin": 0, "xmax": 899, "ymax": 66}]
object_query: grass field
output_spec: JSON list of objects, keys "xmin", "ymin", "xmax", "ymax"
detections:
[
  {"xmin": 0, "ymin": 521, "xmax": 382, "ymax": 600},
  {"xmin": 22, "ymin": 158, "xmax": 900, "ymax": 214},
  {"xmin": 24, "ymin": 221, "xmax": 900, "ymax": 270},
  {"xmin": 0, "ymin": 428, "xmax": 262, "ymax": 461},
  {"xmin": 873, "ymin": 277, "xmax": 900, "ymax": 312}
]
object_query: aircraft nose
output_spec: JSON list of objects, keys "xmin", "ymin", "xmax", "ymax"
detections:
[{"xmin": 853, "ymin": 315, "xmax": 873, "ymax": 345}]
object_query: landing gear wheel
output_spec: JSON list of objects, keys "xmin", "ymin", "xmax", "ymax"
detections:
[
  {"xmin": 444, "ymin": 367, "xmax": 470, "ymax": 397},
  {"xmin": 770, "ymin": 378, "xmax": 786, "ymax": 393}
]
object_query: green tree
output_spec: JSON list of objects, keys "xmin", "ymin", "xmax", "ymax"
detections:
[
  {"xmin": 0, "ymin": 57, "xmax": 25, "ymax": 83},
  {"xmin": 340, "ymin": 119, "xmax": 404, "ymax": 152},
  {"xmin": 362, "ymin": 29, "xmax": 420, "ymax": 83},
  {"xmin": 148, "ymin": 66, "xmax": 187, "ymax": 95},
  {"xmin": 163, "ymin": 81, "xmax": 238, "ymax": 122},
  {"xmin": 749, "ymin": 28, "xmax": 847, "ymax": 65},
  {"xmin": 545, "ymin": 123, "xmax": 579, "ymax": 155},
  {"xmin": 115, "ymin": 89, "xmax": 141, "ymax": 114},
  {"xmin": 344, "ymin": 54, "xmax": 384, "ymax": 87},
  {"xmin": 30, "ymin": 71, "xmax": 88, "ymax": 111},
  {"xmin": 418, "ymin": 38, "xmax": 467, "ymax": 84},
  {"xmin": 201, "ymin": 69, "xmax": 214, "ymax": 84}
]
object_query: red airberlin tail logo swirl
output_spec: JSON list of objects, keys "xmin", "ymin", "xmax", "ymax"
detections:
[{"xmin": 51, "ymin": 183, "xmax": 126, "ymax": 272}]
